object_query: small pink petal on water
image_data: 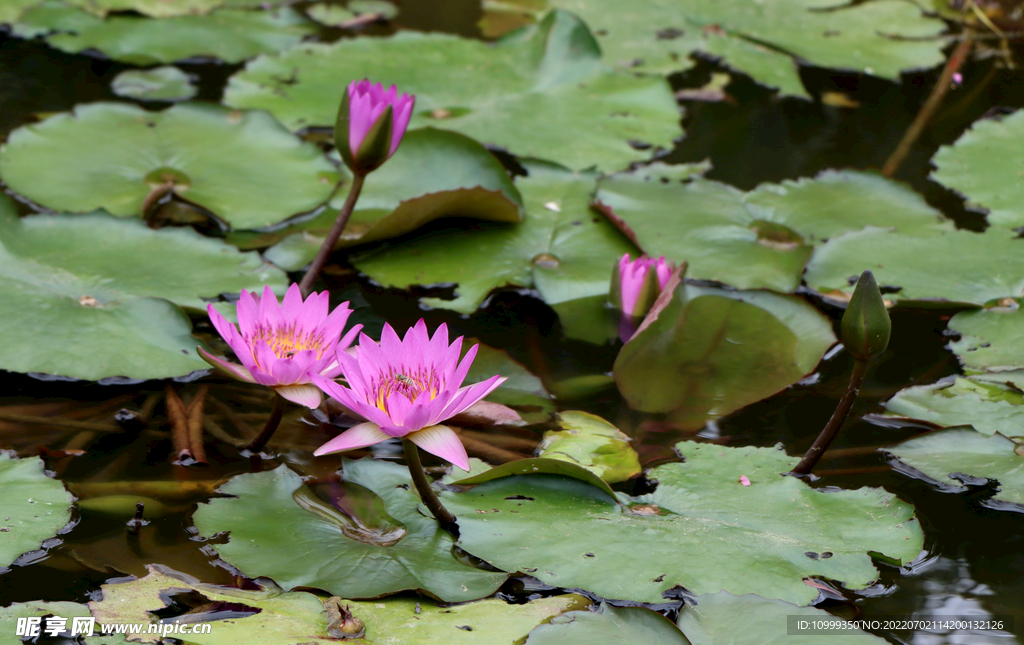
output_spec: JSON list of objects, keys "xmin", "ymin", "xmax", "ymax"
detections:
[{"xmin": 739, "ymin": 475, "xmax": 751, "ymax": 486}]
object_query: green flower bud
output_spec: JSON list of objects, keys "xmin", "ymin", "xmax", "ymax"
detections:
[{"xmin": 841, "ymin": 270, "xmax": 891, "ymax": 362}]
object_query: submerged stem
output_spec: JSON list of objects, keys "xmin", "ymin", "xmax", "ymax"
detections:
[
  {"xmin": 298, "ymin": 173, "xmax": 366, "ymax": 297},
  {"xmin": 244, "ymin": 393, "xmax": 287, "ymax": 455},
  {"xmin": 402, "ymin": 438, "xmax": 459, "ymax": 537},
  {"xmin": 790, "ymin": 359, "xmax": 869, "ymax": 477}
]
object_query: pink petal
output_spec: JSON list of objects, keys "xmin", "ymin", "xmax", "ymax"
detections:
[
  {"xmin": 401, "ymin": 390, "xmax": 436, "ymax": 434},
  {"xmin": 236, "ymin": 290, "xmax": 260, "ymax": 338},
  {"xmin": 314, "ymin": 421, "xmax": 391, "ymax": 456},
  {"xmin": 739, "ymin": 475, "xmax": 751, "ymax": 486},
  {"xmin": 409, "ymin": 424, "xmax": 470, "ymax": 471},
  {"xmin": 197, "ymin": 347, "xmax": 256, "ymax": 383},
  {"xmin": 258, "ymin": 285, "xmax": 283, "ymax": 330},
  {"xmin": 449, "ymin": 342, "xmax": 479, "ymax": 390},
  {"xmin": 336, "ymin": 323, "xmax": 362, "ymax": 353},
  {"xmin": 206, "ymin": 304, "xmax": 238, "ymax": 346},
  {"xmin": 271, "ymin": 349, "xmax": 317, "ymax": 385},
  {"xmin": 390, "ymin": 93, "xmax": 415, "ymax": 156},
  {"xmin": 253, "ymin": 341, "xmax": 281, "ymax": 386},
  {"xmin": 442, "ymin": 375, "xmax": 506, "ymax": 420},
  {"xmin": 275, "ymin": 383, "xmax": 322, "ymax": 408}
]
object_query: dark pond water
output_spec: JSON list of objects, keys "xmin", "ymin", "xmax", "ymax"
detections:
[{"xmin": 0, "ymin": 1, "xmax": 1022, "ymax": 643}]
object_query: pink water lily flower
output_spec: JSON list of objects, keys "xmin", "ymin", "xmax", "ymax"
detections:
[
  {"xmin": 198, "ymin": 284, "xmax": 362, "ymax": 408},
  {"xmin": 311, "ymin": 320, "xmax": 506, "ymax": 471},
  {"xmin": 336, "ymin": 79, "xmax": 415, "ymax": 176}
]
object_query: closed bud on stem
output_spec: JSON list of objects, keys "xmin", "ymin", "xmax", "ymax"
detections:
[
  {"xmin": 841, "ymin": 270, "xmax": 891, "ymax": 362},
  {"xmin": 609, "ymin": 253, "xmax": 674, "ymax": 343},
  {"xmin": 335, "ymin": 80, "xmax": 415, "ymax": 176}
]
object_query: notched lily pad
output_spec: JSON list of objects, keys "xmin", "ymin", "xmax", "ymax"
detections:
[
  {"xmin": 230, "ymin": 128, "xmax": 524, "ymax": 269},
  {"xmin": 193, "ymin": 460, "xmax": 507, "ymax": 601},
  {"xmin": 89, "ymin": 565, "xmax": 332, "ymax": 644},
  {"xmin": 0, "ymin": 194, "xmax": 286, "ymax": 380},
  {"xmin": 537, "ymin": 411, "xmax": 641, "ymax": 484},
  {"xmin": 805, "ymin": 227, "xmax": 1024, "ymax": 307},
  {"xmin": 542, "ymin": 0, "xmax": 945, "ymax": 97},
  {"xmin": 16, "ymin": 2, "xmax": 315, "ymax": 65},
  {"xmin": 613, "ymin": 275, "xmax": 835, "ymax": 428},
  {"xmin": 884, "ymin": 377, "xmax": 1024, "ymax": 439},
  {"xmin": 595, "ymin": 167, "xmax": 950, "ymax": 293},
  {"xmin": 884, "ymin": 427, "xmax": 1024, "ymax": 511},
  {"xmin": 224, "ymin": 10, "xmax": 681, "ymax": 171},
  {"xmin": 0, "ymin": 454, "xmax": 74, "ymax": 568},
  {"xmin": 446, "ymin": 441, "xmax": 923, "ymax": 606},
  {"xmin": 354, "ymin": 160, "xmax": 635, "ymax": 314},
  {"xmin": 111, "ymin": 66, "xmax": 198, "ymax": 102},
  {"xmin": 0, "ymin": 102, "xmax": 337, "ymax": 230},
  {"xmin": 947, "ymin": 301, "xmax": 1024, "ymax": 374},
  {"xmin": 932, "ymin": 109, "xmax": 1024, "ymax": 230}
]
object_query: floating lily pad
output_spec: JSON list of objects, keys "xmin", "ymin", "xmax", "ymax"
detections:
[
  {"xmin": 543, "ymin": 0, "xmax": 945, "ymax": 97},
  {"xmin": 676, "ymin": 592, "xmax": 887, "ymax": 644},
  {"xmin": 0, "ymin": 0, "xmax": 40, "ymax": 22},
  {"xmin": 932, "ymin": 110, "xmax": 1024, "ymax": 230},
  {"xmin": 454, "ymin": 457, "xmax": 618, "ymax": 499},
  {"xmin": 89, "ymin": 566, "xmax": 331, "ymax": 644},
  {"xmin": 595, "ymin": 167, "xmax": 950, "ymax": 292},
  {"xmin": 613, "ymin": 276, "xmax": 835, "ymax": 427},
  {"xmin": 947, "ymin": 302, "xmax": 1024, "ymax": 373},
  {"xmin": 525, "ymin": 602, "xmax": 689, "ymax": 645},
  {"xmin": 193, "ymin": 460, "xmax": 507, "ymax": 602},
  {"xmin": 805, "ymin": 228, "xmax": 1024, "ymax": 306},
  {"xmin": 233, "ymin": 128, "xmax": 523, "ymax": 269},
  {"xmin": 537, "ymin": 411, "xmax": 640, "ymax": 484},
  {"xmin": 355, "ymin": 160, "xmax": 635, "ymax": 314},
  {"xmin": 884, "ymin": 427, "xmax": 1024, "ymax": 511},
  {"xmin": 0, "ymin": 102, "xmax": 338, "ymax": 230},
  {"xmin": 350, "ymin": 595, "xmax": 590, "ymax": 644},
  {"xmin": 0, "ymin": 454, "xmax": 73, "ymax": 569},
  {"xmin": 111, "ymin": 66, "xmax": 197, "ymax": 102},
  {"xmin": 446, "ymin": 441, "xmax": 923, "ymax": 606},
  {"xmin": 0, "ymin": 195, "xmax": 286, "ymax": 380},
  {"xmin": 17, "ymin": 3, "xmax": 315, "ymax": 65},
  {"xmin": 307, "ymin": 0, "xmax": 396, "ymax": 25},
  {"xmin": 224, "ymin": 10, "xmax": 681, "ymax": 171},
  {"xmin": 64, "ymin": 0, "xmax": 222, "ymax": 17},
  {"xmin": 884, "ymin": 377, "xmax": 1024, "ymax": 439}
]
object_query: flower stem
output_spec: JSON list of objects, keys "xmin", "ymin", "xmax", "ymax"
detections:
[
  {"xmin": 298, "ymin": 173, "xmax": 366, "ymax": 297},
  {"xmin": 244, "ymin": 393, "xmax": 287, "ymax": 455},
  {"xmin": 402, "ymin": 438, "xmax": 459, "ymax": 537},
  {"xmin": 790, "ymin": 358, "xmax": 869, "ymax": 477}
]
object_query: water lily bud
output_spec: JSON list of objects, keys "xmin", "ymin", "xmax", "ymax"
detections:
[
  {"xmin": 335, "ymin": 79, "xmax": 415, "ymax": 176},
  {"xmin": 841, "ymin": 270, "xmax": 891, "ymax": 362},
  {"xmin": 609, "ymin": 254, "xmax": 674, "ymax": 342}
]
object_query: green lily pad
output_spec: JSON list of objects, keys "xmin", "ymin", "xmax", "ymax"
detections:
[
  {"xmin": 543, "ymin": 0, "xmax": 945, "ymax": 97},
  {"xmin": 307, "ymin": 0, "xmax": 397, "ymax": 25},
  {"xmin": 453, "ymin": 457, "xmax": 618, "ymax": 499},
  {"xmin": 0, "ymin": 0, "xmax": 40, "ymax": 22},
  {"xmin": 613, "ymin": 277, "xmax": 835, "ymax": 427},
  {"xmin": 0, "ymin": 102, "xmax": 338, "ymax": 230},
  {"xmin": 0, "ymin": 195, "xmax": 286, "ymax": 380},
  {"xmin": 947, "ymin": 302, "xmax": 1024, "ymax": 373},
  {"xmin": 595, "ymin": 167, "xmax": 950, "ymax": 292},
  {"xmin": 446, "ymin": 441, "xmax": 923, "ymax": 606},
  {"xmin": 884, "ymin": 427, "xmax": 1024, "ymax": 510},
  {"xmin": 0, "ymin": 454, "xmax": 73, "ymax": 569},
  {"xmin": 525, "ymin": 602, "xmax": 689, "ymax": 645},
  {"xmin": 89, "ymin": 566, "xmax": 332, "ymax": 644},
  {"xmin": 932, "ymin": 110, "xmax": 1024, "ymax": 230},
  {"xmin": 17, "ymin": 3, "xmax": 315, "ymax": 65},
  {"xmin": 231, "ymin": 128, "xmax": 523, "ymax": 269},
  {"xmin": 884, "ymin": 377, "xmax": 1024, "ymax": 439},
  {"xmin": 224, "ymin": 10, "xmax": 681, "ymax": 171},
  {"xmin": 676, "ymin": 592, "xmax": 887, "ymax": 644},
  {"xmin": 805, "ymin": 227, "xmax": 1024, "ymax": 306},
  {"xmin": 64, "ymin": 0, "xmax": 222, "ymax": 17},
  {"xmin": 355, "ymin": 160, "xmax": 635, "ymax": 314},
  {"xmin": 537, "ymin": 411, "xmax": 640, "ymax": 484},
  {"xmin": 193, "ymin": 460, "xmax": 507, "ymax": 602},
  {"xmin": 350, "ymin": 595, "xmax": 590, "ymax": 644},
  {"xmin": 110, "ymin": 66, "xmax": 197, "ymax": 102}
]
